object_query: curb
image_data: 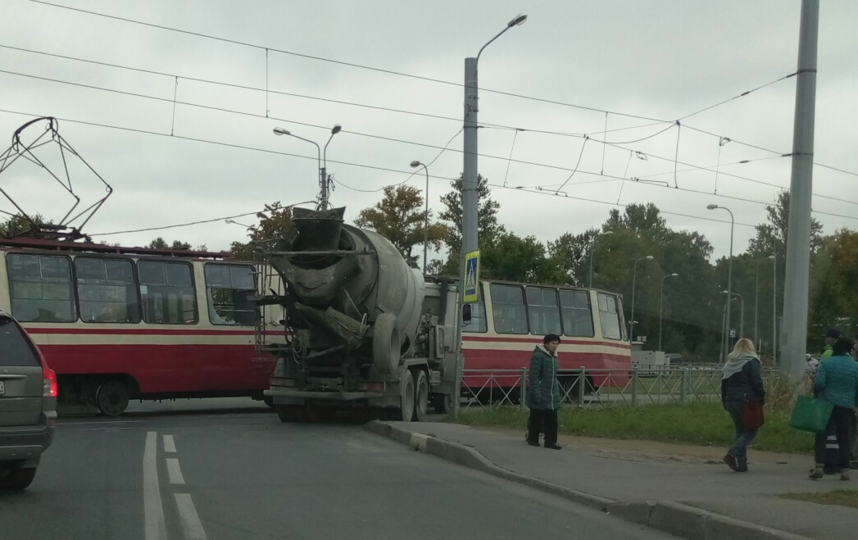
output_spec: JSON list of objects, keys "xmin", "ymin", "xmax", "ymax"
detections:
[{"xmin": 363, "ymin": 421, "xmax": 811, "ymax": 540}]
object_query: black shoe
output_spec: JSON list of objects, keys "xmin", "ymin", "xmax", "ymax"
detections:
[
  {"xmin": 723, "ymin": 453, "xmax": 739, "ymax": 472},
  {"xmin": 544, "ymin": 443, "xmax": 563, "ymax": 450},
  {"xmin": 527, "ymin": 440, "xmax": 540, "ymax": 447},
  {"xmin": 736, "ymin": 467, "xmax": 749, "ymax": 473}
]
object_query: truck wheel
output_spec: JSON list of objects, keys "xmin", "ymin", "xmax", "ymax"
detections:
[
  {"xmin": 386, "ymin": 370, "xmax": 415, "ymax": 422},
  {"xmin": 0, "ymin": 467, "xmax": 37, "ymax": 490},
  {"xmin": 96, "ymin": 379, "xmax": 130, "ymax": 417},
  {"xmin": 373, "ymin": 314, "xmax": 400, "ymax": 374},
  {"xmin": 431, "ymin": 393, "xmax": 454, "ymax": 415},
  {"xmin": 411, "ymin": 369, "xmax": 429, "ymax": 422},
  {"xmin": 276, "ymin": 405, "xmax": 306, "ymax": 423}
]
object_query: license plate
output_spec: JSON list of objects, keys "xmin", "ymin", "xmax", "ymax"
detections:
[{"xmin": 0, "ymin": 381, "xmax": 4, "ymax": 395}]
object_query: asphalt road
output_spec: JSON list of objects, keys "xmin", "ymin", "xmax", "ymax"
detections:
[{"xmin": 1, "ymin": 399, "xmax": 678, "ymax": 540}]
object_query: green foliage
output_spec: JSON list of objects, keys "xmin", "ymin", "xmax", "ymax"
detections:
[
  {"xmin": 148, "ymin": 237, "xmax": 191, "ymax": 250},
  {"xmin": 354, "ymin": 185, "xmax": 447, "ymax": 268},
  {"xmin": 432, "ymin": 174, "xmax": 505, "ymax": 276},
  {"xmin": 0, "ymin": 213, "xmax": 48, "ymax": 238},
  {"xmin": 230, "ymin": 202, "xmax": 296, "ymax": 261}
]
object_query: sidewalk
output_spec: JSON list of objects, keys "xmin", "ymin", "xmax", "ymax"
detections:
[{"xmin": 366, "ymin": 421, "xmax": 858, "ymax": 540}]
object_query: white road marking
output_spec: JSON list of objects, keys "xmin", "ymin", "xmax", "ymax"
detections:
[
  {"xmin": 164, "ymin": 434, "xmax": 177, "ymax": 453},
  {"xmin": 175, "ymin": 493, "xmax": 208, "ymax": 540},
  {"xmin": 143, "ymin": 431, "xmax": 167, "ymax": 540},
  {"xmin": 166, "ymin": 458, "xmax": 186, "ymax": 485}
]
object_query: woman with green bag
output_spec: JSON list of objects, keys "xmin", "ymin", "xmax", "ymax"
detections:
[
  {"xmin": 809, "ymin": 337, "xmax": 858, "ymax": 481},
  {"xmin": 721, "ymin": 338, "xmax": 766, "ymax": 473}
]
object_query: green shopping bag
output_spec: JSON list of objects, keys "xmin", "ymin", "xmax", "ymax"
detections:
[{"xmin": 789, "ymin": 395, "xmax": 834, "ymax": 434}]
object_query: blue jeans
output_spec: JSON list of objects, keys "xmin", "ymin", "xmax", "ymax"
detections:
[{"xmin": 725, "ymin": 401, "xmax": 758, "ymax": 468}]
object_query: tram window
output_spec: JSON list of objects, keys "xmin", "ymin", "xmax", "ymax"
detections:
[
  {"xmin": 526, "ymin": 287, "xmax": 562, "ymax": 336},
  {"xmin": 598, "ymin": 292, "xmax": 622, "ymax": 340},
  {"xmin": 489, "ymin": 283, "xmax": 528, "ymax": 335},
  {"xmin": 559, "ymin": 289, "xmax": 594, "ymax": 337},
  {"xmin": 75, "ymin": 258, "xmax": 140, "ymax": 323},
  {"xmin": 461, "ymin": 283, "xmax": 487, "ymax": 333},
  {"xmin": 138, "ymin": 261, "xmax": 198, "ymax": 324},
  {"xmin": 204, "ymin": 264, "xmax": 257, "ymax": 326},
  {"xmin": 6, "ymin": 254, "xmax": 76, "ymax": 322}
]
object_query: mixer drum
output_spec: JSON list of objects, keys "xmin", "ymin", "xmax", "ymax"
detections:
[{"xmin": 270, "ymin": 207, "xmax": 425, "ymax": 374}]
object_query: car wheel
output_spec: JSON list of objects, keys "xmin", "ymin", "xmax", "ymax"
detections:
[{"xmin": 0, "ymin": 467, "xmax": 37, "ymax": 490}]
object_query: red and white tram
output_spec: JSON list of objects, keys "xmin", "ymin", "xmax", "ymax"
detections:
[{"xmin": 0, "ymin": 237, "xmax": 278, "ymax": 416}]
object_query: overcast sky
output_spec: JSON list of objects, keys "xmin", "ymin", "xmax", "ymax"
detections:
[{"xmin": 1, "ymin": 0, "xmax": 856, "ymax": 262}]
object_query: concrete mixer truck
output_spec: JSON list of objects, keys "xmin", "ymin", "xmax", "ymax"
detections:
[{"xmin": 260, "ymin": 207, "xmax": 460, "ymax": 422}]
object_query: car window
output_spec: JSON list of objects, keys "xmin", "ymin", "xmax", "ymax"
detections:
[{"xmin": 0, "ymin": 317, "xmax": 41, "ymax": 366}]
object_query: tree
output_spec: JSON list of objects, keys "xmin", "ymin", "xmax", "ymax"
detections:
[
  {"xmin": 230, "ymin": 202, "xmax": 296, "ymax": 261},
  {"xmin": 148, "ymin": 238, "xmax": 191, "ymax": 250},
  {"xmin": 480, "ymin": 232, "xmax": 565, "ymax": 284},
  {"xmin": 747, "ymin": 191, "xmax": 824, "ymax": 258},
  {"xmin": 433, "ymin": 174, "xmax": 505, "ymax": 275},
  {"xmin": 546, "ymin": 229, "xmax": 596, "ymax": 286},
  {"xmin": 0, "ymin": 213, "xmax": 48, "ymax": 238},
  {"xmin": 354, "ymin": 185, "xmax": 447, "ymax": 268}
]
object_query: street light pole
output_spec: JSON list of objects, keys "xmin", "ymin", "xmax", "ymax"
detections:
[
  {"xmin": 659, "ymin": 273, "xmax": 678, "ymax": 351},
  {"xmin": 410, "ymin": 160, "xmax": 430, "ymax": 274},
  {"xmin": 588, "ymin": 230, "xmax": 614, "ymax": 288},
  {"xmin": 631, "ymin": 255, "xmax": 654, "ymax": 342},
  {"xmin": 708, "ymin": 204, "xmax": 734, "ymax": 360},
  {"xmin": 773, "ymin": 250, "xmax": 778, "ymax": 363},
  {"xmin": 273, "ymin": 125, "xmax": 340, "ymax": 211},
  {"xmin": 320, "ymin": 124, "xmax": 342, "ymax": 211},
  {"xmin": 723, "ymin": 291, "xmax": 744, "ymax": 338},
  {"xmin": 456, "ymin": 14, "xmax": 527, "ymax": 418},
  {"xmin": 755, "ymin": 255, "xmax": 776, "ymax": 351}
]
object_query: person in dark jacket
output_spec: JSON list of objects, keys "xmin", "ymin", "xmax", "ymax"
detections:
[
  {"xmin": 721, "ymin": 338, "xmax": 766, "ymax": 472},
  {"xmin": 526, "ymin": 334, "xmax": 562, "ymax": 450},
  {"xmin": 809, "ymin": 337, "xmax": 858, "ymax": 481}
]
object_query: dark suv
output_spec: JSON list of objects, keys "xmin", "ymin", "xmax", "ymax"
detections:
[{"xmin": 0, "ymin": 311, "xmax": 57, "ymax": 490}]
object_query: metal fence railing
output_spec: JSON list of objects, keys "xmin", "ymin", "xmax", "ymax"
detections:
[{"xmin": 459, "ymin": 366, "xmax": 783, "ymax": 411}]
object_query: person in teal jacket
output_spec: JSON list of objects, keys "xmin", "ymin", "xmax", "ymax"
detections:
[
  {"xmin": 526, "ymin": 334, "xmax": 562, "ymax": 450},
  {"xmin": 810, "ymin": 337, "xmax": 858, "ymax": 481}
]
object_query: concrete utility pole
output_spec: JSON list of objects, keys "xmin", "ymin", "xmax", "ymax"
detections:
[
  {"xmin": 455, "ymin": 14, "xmax": 527, "ymax": 418},
  {"xmin": 782, "ymin": 0, "xmax": 820, "ymax": 381}
]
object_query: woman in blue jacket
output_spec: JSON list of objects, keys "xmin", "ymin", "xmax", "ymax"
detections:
[{"xmin": 810, "ymin": 337, "xmax": 858, "ymax": 481}]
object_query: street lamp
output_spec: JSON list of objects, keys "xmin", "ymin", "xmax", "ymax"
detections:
[
  {"xmin": 755, "ymin": 255, "xmax": 776, "ymax": 351},
  {"xmin": 273, "ymin": 124, "xmax": 341, "ymax": 210},
  {"xmin": 659, "ymin": 273, "xmax": 678, "ymax": 352},
  {"xmin": 461, "ymin": 14, "xmax": 528, "ymax": 259},
  {"xmin": 630, "ymin": 255, "xmax": 654, "ymax": 342},
  {"xmin": 588, "ymin": 231, "xmax": 614, "ymax": 288},
  {"xmin": 410, "ymin": 160, "xmax": 430, "ymax": 274},
  {"xmin": 455, "ymin": 14, "xmax": 527, "ymax": 419},
  {"xmin": 707, "ymin": 203, "xmax": 734, "ymax": 360}
]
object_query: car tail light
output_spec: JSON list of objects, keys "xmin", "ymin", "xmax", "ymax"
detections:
[{"xmin": 43, "ymin": 368, "xmax": 58, "ymax": 398}]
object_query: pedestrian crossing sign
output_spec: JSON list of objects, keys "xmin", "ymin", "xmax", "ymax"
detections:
[{"xmin": 464, "ymin": 250, "xmax": 480, "ymax": 303}]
